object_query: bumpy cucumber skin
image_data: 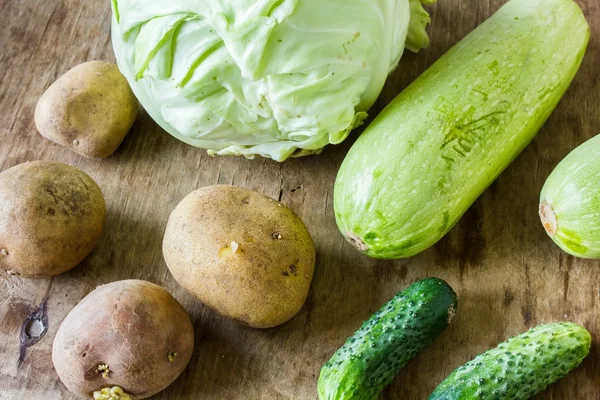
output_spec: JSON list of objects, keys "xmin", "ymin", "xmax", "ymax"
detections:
[
  {"xmin": 540, "ymin": 134, "xmax": 600, "ymax": 258},
  {"xmin": 429, "ymin": 322, "xmax": 591, "ymax": 400},
  {"xmin": 334, "ymin": 0, "xmax": 590, "ymax": 259},
  {"xmin": 318, "ymin": 278, "xmax": 458, "ymax": 400}
]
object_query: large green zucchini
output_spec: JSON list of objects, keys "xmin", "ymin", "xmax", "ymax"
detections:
[
  {"xmin": 334, "ymin": 0, "xmax": 589, "ymax": 259},
  {"xmin": 539, "ymin": 134, "xmax": 600, "ymax": 258}
]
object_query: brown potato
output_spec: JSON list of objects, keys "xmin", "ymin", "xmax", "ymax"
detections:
[
  {"xmin": 163, "ymin": 185, "xmax": 315, "ymax": 329},
  {"xmin": 52, "ymin": 280, "xmax": 195, "ymax": 399},
  {"xmin": 35, "ymin": 60, "xmax": 138, "ymax": 159},
  {"xmin": 0, "ymin": 161, "xmax": 106, "ymax": 278}
]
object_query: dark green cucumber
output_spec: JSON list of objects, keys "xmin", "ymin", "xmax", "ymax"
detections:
[
  {"xmin": 429, "ymin": 322, "xmax": 591, "ymax": 400},
  {"xmin": 318, "ymin": 278, "xmax": 458, "ymax": 400}
]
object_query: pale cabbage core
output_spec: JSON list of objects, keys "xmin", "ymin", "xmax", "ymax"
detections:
[{"xmin": 111, "ymin": 0, "xmax": 434, "ymax": 161}]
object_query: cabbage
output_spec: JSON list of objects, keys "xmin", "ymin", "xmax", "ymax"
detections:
[{"xmin": 111, "ymin": 0, "xmax": 436, "ymax": 161}]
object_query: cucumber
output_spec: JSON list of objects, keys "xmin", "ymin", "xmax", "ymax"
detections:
[
  {"xmin": 334, "ymin": 0, "xmax": 589, "ymax": 259},
  {"xmin": 429, "ymin": 322, "xmax": 591, "ymax": 399},
  {"xmin": 317, "ymin": 277, "xmax": 457, "ymax": 400},
  {"xmin": 539, "ymin": 134, "xmax": 600, "ymax": 258}
]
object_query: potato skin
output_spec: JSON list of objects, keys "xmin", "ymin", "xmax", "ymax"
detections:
[
  {"xmin": 35, "ymin": 60, "xmax": 137, "ymax": 159},
  {"xmin": 52, "ymin": 280, "xmax": 195, "ymax": 399},
  {"xmin": 0, "ymin": 161, "xmax": 106, "ymax": 277},
  {"xmin": 163, "ymin": 185, "xmax": 316, "ymax": 328}
]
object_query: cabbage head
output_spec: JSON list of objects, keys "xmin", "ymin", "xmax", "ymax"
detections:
[{"xmin": 111, "ymin": 0, "xmax": 436, "ymax": 161}]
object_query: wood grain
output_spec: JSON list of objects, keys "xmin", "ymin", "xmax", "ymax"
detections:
[{"xmin": 0, "ymin": 0, "xmax": 599, "ymax": 399}]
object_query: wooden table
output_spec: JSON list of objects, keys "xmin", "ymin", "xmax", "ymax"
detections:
[{"xmin": 1, "ymin": 0, "xmax": 598, "ymax": 398}]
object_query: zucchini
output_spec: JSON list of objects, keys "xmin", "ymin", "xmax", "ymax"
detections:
[
  {"xmin": 317, "ymin": 277, "xmax": 457, "ymax": 400},
  {"xmin": 539, "ymin": 134, "xmax": 600, "ymax": 258},
  {"xmin": 334, "ymin": 0, "xmax": 589, "ymax": 259},
  {"xmin": 429, "ymin": 322, "xmax": 591, "ymax": 399}
]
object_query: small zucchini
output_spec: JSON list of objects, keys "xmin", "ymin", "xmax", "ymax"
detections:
[
  {"xmin": 334, "ymin": 0, "xmax": 589, "ymax": 259},
  {"xmin": 539, "ymin": 134, "xmax": 600, "ymax": 258},
  {"xmin": 318, "ymin": 277, "xmax": 457, "ymax": 400},
  {"xmin": 429, "ymin": 322, "xmax": 591, "ymax": 399}
]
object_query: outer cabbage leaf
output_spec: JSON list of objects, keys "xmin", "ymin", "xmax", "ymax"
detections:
[
  {"xmin": 407, "ymin": 0, "xmax": 437, "ymax": 53},
  {"xmin": 111, "ymin": 0, "xmax": 435, "ymax": 161}
]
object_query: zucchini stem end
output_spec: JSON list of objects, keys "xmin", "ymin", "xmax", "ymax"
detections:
[{"xmin": 539, "ymin": 200, "xmax": 558, "ymax": 237}]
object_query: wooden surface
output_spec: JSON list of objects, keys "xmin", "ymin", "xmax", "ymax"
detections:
[{"xmin": 0, "ymin": 0, "xmax": 599, "ymax": 399}]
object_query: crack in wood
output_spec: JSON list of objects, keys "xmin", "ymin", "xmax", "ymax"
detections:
[{"xmin": 18, "ymin": 279, "xmax": 53, "ymax": 366}]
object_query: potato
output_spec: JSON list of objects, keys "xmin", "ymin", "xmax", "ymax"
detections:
[
  {"xmin": 52, "ymin": 280, "xmax": 195, "ymax": 399},
  {"xmin": 163, "ymin": 185, "xmax": 315, "ymax": 328},
  {"xmin": 35, "ymin": 60, "xmax": 138, "ymax": 159},
  {"xmin": 0, "ymin": 161, "xmax": 106, "ymax": 278}
]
